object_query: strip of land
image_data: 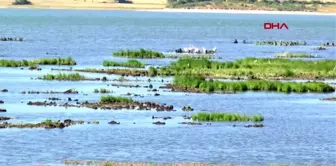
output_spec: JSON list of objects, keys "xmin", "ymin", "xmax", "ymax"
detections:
[{"xmin": 1, "ymin": 0, "xmax": 335, "ymax": 15}]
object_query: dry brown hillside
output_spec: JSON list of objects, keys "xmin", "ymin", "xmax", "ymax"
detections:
[{"xmin": 0, "ymin": 0, "xmax": 167, "ymax": 9}]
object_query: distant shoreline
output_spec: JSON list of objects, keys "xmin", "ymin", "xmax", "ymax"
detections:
[
  {"xmin": 141, "ymin": 8, "xmax": 336, "ymax": 16},
  {"xmin": 1, "ymin": 5, "xmax": 336, "ymax": 16}
]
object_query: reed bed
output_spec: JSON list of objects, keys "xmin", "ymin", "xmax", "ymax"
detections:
[
  {"xmin": 100, "ymin": 96, "xmax": 133, "ymax": 103},
  {"xmin": 161, "ymin": 58, "xmax": 336, "ymax": 79},
  {"xmin": 275, "ymin": 52, "xmax": 316, "ymax": 58},
  {"xmin": 41, "ymin": 73, "xmax": 85, "ymax": 81},
  {"xmin": 191, "ymin": 112, "xmax": 264, "ymax": 122},
  {"xmin": 113, "ymin": 49, "xmax": 164, "ymax": 59},
  {"xmin": 173, "ymin": 76, "xmax": 335, "ymax": 93},
  {"xmin": 0, "ymin": 57, "xmax": 76, "ymax": 67},
  {"xmin": 103, "ymin": 59, "xmax": 145, "ymax": 68}
]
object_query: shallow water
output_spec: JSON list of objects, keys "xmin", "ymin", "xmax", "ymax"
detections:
[{"xmin": 0, "ymin": 9, "xmax": 335, "ymax": 166}]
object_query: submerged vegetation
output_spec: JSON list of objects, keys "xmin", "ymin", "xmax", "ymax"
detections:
[
  {"xmin": 94, "ymin": 88, "xmax": 111, "ymax": 93},
  {"xmin": 256, "ymin": 41, "xmax": 306, "ymax": 46},
  {"xmin": 0, "ymin": 37, "xmax": 23, "ymax": 41},
  {"xmin": 172, "ymin": 76, "xmax": 335, "ymax": 93},
  {"xmin": 41, "ymin": 73, "xmax": 85, "ymax": 81},
  {"xmin": 113, "ymin": 49, "xmax": 164, "ymax": 59},
  {"xmin": 103, "ymin": 59, "xmax": 145, "ymax": 68},
  {"xmin": 0, "ymin": 57, "xmax": 76, "ymax": 67},
  {"xmin": 275, "ymin": 52, "xmax": 316, "ymax": 58},
  {"xmin": 192, "ymin": 112, "xmax": 264, "ymax": 122},
  {"xmin": 100, "ymin": 96, "xmax": 133, "ymax": 103}
]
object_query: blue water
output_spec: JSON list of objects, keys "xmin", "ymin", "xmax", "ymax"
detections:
[{"xmin": 0, "ymin": 9, "xmax": 335, "ymax": 166}]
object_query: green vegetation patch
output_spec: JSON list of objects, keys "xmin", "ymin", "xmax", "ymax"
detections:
[
  {"xmin": 103, "ymin": 59, "xmax": 145, "ymax": 68},
  {"xmin": 41, "ymin": 73, "xmax": 85, "ymax": 81},
  {"xmin": 192, "ymin": 112, "xmax": 264, "ymax": 122},
  {"xmin": 100, "ymin": 96, "xmax": 133, "ymax": 103},
  {"xmin": 0, "ymin": 57, "xmax": 76, "ymax": 67},
  {"xmin": 113, "ymin": 49, "xmax": 164, "ymax": 59},
  {"xmin": 157, "ymin": 58, "xmax": 336, "ymax": 79},
  {"xmin": 173, "ymin": 75, "xmax": 335, "ymax": 93}
]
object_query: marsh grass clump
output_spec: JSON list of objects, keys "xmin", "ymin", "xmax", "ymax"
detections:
[
  {"xmin": 41, "ymin": 73, "xmax": 85, "ymax": 81},
  {"xmin": 113, "ymin": 49, "xmax": 164, "ymax": 59},
  {"xmin": 103, "ymin": 59, "xmax": 145, "ymax": 68},
  {"xmin": 173, "ymin": 75, "xmax": 335, "ymax": 93},
  {"xmin": 93, "ymin": 88, "xmax": 111, "ymax": 93},
  {"xmin": 0, "ymin": 57, "xmax": 76, "ymax": 67},
  {"xmin": 163, "ymin": 58, "xmax": 336, "ymax": 79},
  {"xmin": 275, "ymin": 52, "xmax": 316, "ymax": 58},
  {"xmin": 191, "ymin": 112, "xmax": 264, "ymax": 122},
  {"xmin": 35, "ymin": 57, "xmax": 76, "ymax": 65},
  {"xmin": 100, "ymin": 96, "xmax": 133, "ymax": 103}
]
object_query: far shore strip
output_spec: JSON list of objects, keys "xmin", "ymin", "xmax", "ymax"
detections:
[{"xmin": 0, "ymin": 5, "xmax": 335, "ymax": 16}]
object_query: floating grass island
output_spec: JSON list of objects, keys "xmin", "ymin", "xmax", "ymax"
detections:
[
  {"xmin": 157, "ymin": 58, "xmax": 336, "ymax": 80},
  {"xmin": 41, "ymin": 73, "xmax": 85, "ymax": 81},
  {"xmin": 103, "ymin": 59, "xmax": 145, "ymax": 68},
  {"xmin": 0, "ymin": 57, "xmax": 76, "ymax": 67},
  {"xmin": 172, "ymin": 76, "xmax": 335, "ymax": 93},
  {"xmin": 113, "ymin": 49, "xmax": 164, "ymax": 59},
  {"xmin": 256, "ymin": 41, "xmax": 306, "ymax": 46},
  {"xmin": 100, "ymin": 96, "xmax": 133, "ymax": 103},
  {"xmin": 192, "ymin": 112, "xmax": 264, "ymax": 122},
  {"xmin": 275, "ymin": 52, "xmax": 316, "ymax": 58}
]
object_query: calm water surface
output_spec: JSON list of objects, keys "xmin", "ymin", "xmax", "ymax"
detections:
[{"xmin": 0, "ymin": 9, "xmax": 335, "ymax": 166}]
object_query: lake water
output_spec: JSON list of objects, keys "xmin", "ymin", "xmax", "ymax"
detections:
[{"xmin": 0, "ymin": 9, "xmax": 335, "ymax": 166}]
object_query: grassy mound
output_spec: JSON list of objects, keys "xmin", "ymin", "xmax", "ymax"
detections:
[
  {"xmin": 192, "ymin": 112, "xmax": 264, "ymax": 122},
  {"xmin": 113, "ymin": 49, "xmax": 164, "ymax": 59},
  {"xmin": 100, "ymin": 96, "xmax": 133, "ymax": 103},
  {"xmin": 158, "ymin": 58, "xmax": 336, "ymax": 79},
  {"xmin": 0, "ymin": 57, "xmax": 76, "ymax": 67},
  {"xmin": 103, "ymin": 59, "xmax": 145, "ymax": 68},
  {"xmin": 41, "ymin": 73, "xmax": 85, "ymax": 81},
  {"xmin": 173, "ymin": 75, "xmax": 335, "ymax": 93}
]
